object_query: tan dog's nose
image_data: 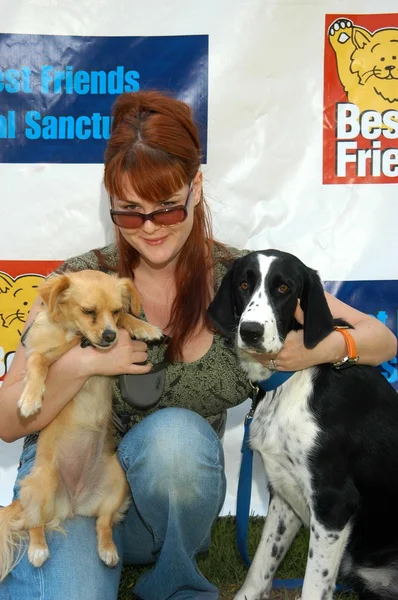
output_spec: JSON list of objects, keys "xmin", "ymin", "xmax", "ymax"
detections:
[{"xmin": 101, "ymin": 329, "xmax": 117, "ymax": 344}]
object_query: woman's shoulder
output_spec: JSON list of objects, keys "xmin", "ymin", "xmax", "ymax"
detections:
[
  {"xmin": 212, "ymin": 241, "xmax": 249, "ymax": 288},
  {"xmin": 54, "ymin": 243, "xmax": 119, "ymax": 275},
  {"xmin": 212, "ymin": 241, "xmax": 249, "ymax": 261}
]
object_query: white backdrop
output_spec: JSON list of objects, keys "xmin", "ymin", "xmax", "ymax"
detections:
[{"xmin": 1, "ymin": 0, "xmax": 398, "ymax": 516}]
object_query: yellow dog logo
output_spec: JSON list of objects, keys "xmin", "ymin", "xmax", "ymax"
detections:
[
  {"xmin": 0, "ymin": 272, "xmax": 44, "ymax": 375},
  {"xmin": 329, "ymin": 18, "xmax": 398, "ymax": 116}
]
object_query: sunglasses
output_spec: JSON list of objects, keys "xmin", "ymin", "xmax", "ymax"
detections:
[{"xmin": 110, "ymin": 182, "xmax": 193, "ymax": 229}]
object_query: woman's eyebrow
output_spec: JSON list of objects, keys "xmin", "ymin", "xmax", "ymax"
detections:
[
  {"xmin": 158, "ymin": 194, "xmax": 179, "ymax": 202},
  {"xmin": 117, "ymin": 190, "xmax": 182, "ymax": 204},
  {"xmin": 116, "ymin": 198, "xmax": 143, "ymax": 205},
  {"xmin": 148, "ymin": 192, "xmax": 181, "ymax": 204}
]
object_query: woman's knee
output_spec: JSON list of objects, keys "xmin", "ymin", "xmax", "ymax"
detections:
[{"xmin": 118, "ymin": 408, "xmax": 226, "ymax": 499}]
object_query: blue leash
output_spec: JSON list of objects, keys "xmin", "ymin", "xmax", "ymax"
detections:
[
  {"xmin": 236, "ymin": 409, "xmax": 256, "ymax": 568},
  {"xmin": 236, "ymin": 371, "xmax": 294, "ymax": 571},
  {"xmin": 236, "ymin": 371, "xmax": 347, "ymax": 591}
]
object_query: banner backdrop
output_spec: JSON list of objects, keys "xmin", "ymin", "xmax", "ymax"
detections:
[
  {"xmin": 0, "ymin": 34, "xmax": 209, "ymax": 163},
  {"xmin": 324, "ymin": 13, "xmax": 398, "ymax": 184},
  {"xmin": 1, "ymin": 0, "xmax": 398, "ymax": 517}
]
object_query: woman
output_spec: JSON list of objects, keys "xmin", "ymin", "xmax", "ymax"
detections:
[{"xmin": 0, "ymin": 90, "xmax": 396, "ymax": 600}]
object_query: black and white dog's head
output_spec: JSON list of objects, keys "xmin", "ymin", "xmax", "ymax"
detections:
[{"xmin": 208, "ymin": 250, "xmax": 335, "ymax": 378}]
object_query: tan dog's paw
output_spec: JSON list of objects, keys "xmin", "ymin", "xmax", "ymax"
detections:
[
  {"xmin": 18, "ymin": 386, "xmax": 45, "ymax": 417},
  {"xmin": 134, "ymin": 323, "xmax": 163, "ymax": 342},
  {"xmin": 118, "ymin": 314, "xmax": 163, "ymax": 342},
  {"xmin": 28, "ymin": 545, "xmax": 49, "ymax": 567},
  {"xmin": 98, "ymin": 542, "xmax": 119, "ymax": 567}
]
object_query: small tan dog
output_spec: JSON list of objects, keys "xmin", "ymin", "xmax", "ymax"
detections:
[{"xmin": 0, "ymin": 270, "xmax": 162, "ymax": 581}]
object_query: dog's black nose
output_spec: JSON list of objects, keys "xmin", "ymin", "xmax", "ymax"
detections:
[
  {"xmin": 240, "ymin": 321, "xmax": 264, "ymax": 344},
  {"xmin": 102, "ymin": 329, "xmax": 117, "ymax": 343}
]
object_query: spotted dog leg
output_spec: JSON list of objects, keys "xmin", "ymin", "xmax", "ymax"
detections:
[
  {"xmin": 300, "ymin": 518, "xmax": 351, "ymax": 600},
  {"xmin": 234, "ymin": 493, "xmax": 302, "ymax": 600}
]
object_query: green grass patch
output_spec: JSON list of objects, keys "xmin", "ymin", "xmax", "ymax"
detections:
[{"xmin": 118, "ymin": 516, "xmax": 358, "ymax": 599}]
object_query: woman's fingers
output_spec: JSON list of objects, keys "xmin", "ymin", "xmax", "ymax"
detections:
[
  {"xmin": 125, "ymin": 362, "xmax": 153, "ymax": 375},
  {"xmin": 131, "ymin": 351, "xmax": 149, "ymax": 365}
]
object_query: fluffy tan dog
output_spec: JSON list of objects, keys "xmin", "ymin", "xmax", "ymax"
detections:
[{"xmin": 0, "ymin": 270, "xmax": 162, "ymax": 581}]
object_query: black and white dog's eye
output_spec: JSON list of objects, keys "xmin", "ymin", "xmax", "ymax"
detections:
[
  {"xmin": 278, "ymin": 284, "xmax": 289, "ymax": 294},
  {"xmin": 240, "ymin": 281, "xmax": 249, "ymax": 291}
]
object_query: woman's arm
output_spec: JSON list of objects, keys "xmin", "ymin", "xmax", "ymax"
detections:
[
  {"xmin": 258, "ymin": 291, "xmax": 397, "ymax": 372},
  {"xmin": 320, "ymin": 292, "xmax": 397, "ymax": 365},
  {"xmin": 0, "ymin": 298, "xmax": 151, "ymax": 443}
]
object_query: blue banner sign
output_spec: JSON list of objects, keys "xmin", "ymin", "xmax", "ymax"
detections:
[
  {"xmin": 0, "ymin": 33, "xmax": 209, "ymax": 163},
  {"xmin": 325, "ymin": 280, "xmax": 398, "ymax": 389}
]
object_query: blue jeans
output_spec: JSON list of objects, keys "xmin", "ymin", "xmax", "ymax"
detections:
[{"xmin": 0, "ymin": 408, "xmax": 226, "ymax": 600}]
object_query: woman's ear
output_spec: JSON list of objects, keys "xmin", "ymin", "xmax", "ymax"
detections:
[
  {"xmin": 38, "ymin": 274, "xmax": 71, "ymax": 315},
  {"xmin": 119, "ymin": 278, "xmax": 141, "ymax": 316},
  {"xmin": 207, "ymin": 261, "xmax": 239, "ymax": 338},
  {"xmin": 299, "ymin": 267, "xmax": 334, "ymax": 348}
]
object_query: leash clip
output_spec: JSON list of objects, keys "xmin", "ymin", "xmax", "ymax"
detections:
[
  {"xmin": 245, "ymin": 381, "xmax": 258, "ymax": 424},
  {"xmin": 244, "ymin": 407, "xmax": 255, "ymax": 425}
]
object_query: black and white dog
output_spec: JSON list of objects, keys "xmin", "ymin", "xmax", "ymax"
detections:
[{"xmin": 208, "ymin": 249, "xmax": 398, "ymax": 600}]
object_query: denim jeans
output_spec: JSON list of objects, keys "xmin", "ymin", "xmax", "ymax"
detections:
[{"xmin": 0, "ymin": 407, "xmax": 226, "ymax": 600}]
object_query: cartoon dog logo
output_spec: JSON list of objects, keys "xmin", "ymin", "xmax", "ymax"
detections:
[
  {"xmin": 0, "ymin": 272, "xmax": 44, "ymax": 379},
  {"xmin": 329, "ymin": 18, "xmax": 398, "ymax": 117}
]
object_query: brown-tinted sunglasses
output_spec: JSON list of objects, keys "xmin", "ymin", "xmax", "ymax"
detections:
[{"xmin": 110, "ymin": 182, "xmax": 193, "ymax": 229}]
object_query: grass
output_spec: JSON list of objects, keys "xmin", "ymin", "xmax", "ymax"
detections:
[{"xmin": 118, "ymin": 516, "xmax": 358, "ymax": 599}]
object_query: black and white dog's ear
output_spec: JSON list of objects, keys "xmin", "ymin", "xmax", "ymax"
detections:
[
  {"xmin": 207, "ymin": 261, "xmax": 238, "ymax": 337},
  {"xmin": 300, "ymin": 267, "xmax": 334, "ymax": 349}
]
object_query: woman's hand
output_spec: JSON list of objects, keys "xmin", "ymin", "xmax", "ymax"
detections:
[
  {"xmin": 252, "ymin": 301, "xmax": 346, "ymax": 372},
  {"xmin": 77, "ymin": 329, "xmax": 153, "ymax": 377},
  {"xmin": 253, "ymin": 329, "xmax": 345, "ymax": 372},
  {"xmin": 251, "ymin": 291, "xmax": 398, "ymax": 371},
  {"xmin": 253, "ymin": 330, "xmax": 316, "ymax": 372}
]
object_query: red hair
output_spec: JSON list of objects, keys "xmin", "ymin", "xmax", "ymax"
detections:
[{"xmin": 104, "ymin": 90, "xmax": 216, "ymax": 362}]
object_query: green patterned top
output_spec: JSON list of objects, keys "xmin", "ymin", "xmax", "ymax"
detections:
[{"xmin": 24, "ymin": 242, "xmax": 252, "ymax": 448}]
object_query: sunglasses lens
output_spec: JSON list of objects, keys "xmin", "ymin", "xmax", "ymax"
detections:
[
  {"xmin": 111, "ymin": 206, "xmax": 187, "ymax": 229},
  {"xmin": 153, "ymin": 208, "xmax": 186, "ymax": 226},
  {"xmin": 111, "ymin": 214, "xmax": 144, "ymax": 228}
]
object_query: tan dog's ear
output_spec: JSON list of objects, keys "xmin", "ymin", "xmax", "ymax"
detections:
[
  {"xmin": 119, "ymin": 278, "xmax": 141, "ymax": 316},
  {"xmin": 38, "ymin": 274, "xmax": 71, "ymax": 314}
]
